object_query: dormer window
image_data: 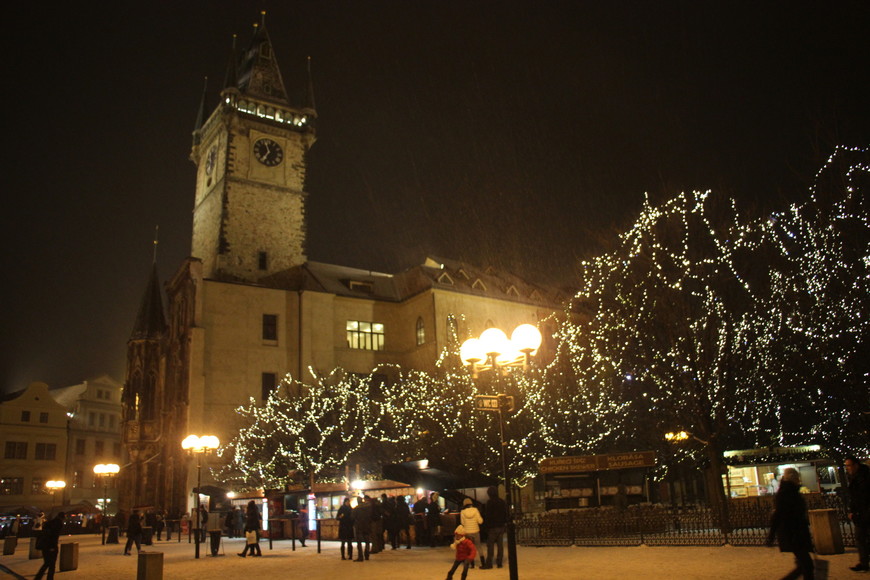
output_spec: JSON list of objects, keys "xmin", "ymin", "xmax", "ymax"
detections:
[
  {"xmin": 348, "ymin": 280, "xmax": 374, "ymax": 293},
  {"xmin": 437, "ymin": 272, "xmax": 454, "ymax": 285},
  {"xmin": 505, "ymin": 285, "xmax": 520, "ymax": 297},
  {"xmin": 472, "ymin": 279, "xmax": 487, "ymax": 291},
  {"xmin": 258, "ymin": 252, "xmax": 268, "ymax": 270}
]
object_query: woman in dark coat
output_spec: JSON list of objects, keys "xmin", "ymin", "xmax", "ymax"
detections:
[
  {"xmin": 394, "ymin": 495, "xmax": 412, "ymax": 549},
  {"xmin": 767, "ymin": 468, "xmax": 814, "ymax": 579},
  {"xmin": 238, "ymin": 500, "xmax": 262, "ymax": 557},
  {"xmin": 337, "ymin": 497, "xmax": 355, "ymax": 560}
]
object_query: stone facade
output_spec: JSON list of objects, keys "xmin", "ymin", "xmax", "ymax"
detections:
[{"xmin": 122, "ymin": 17, "xmax": 567, "ymax": 517}]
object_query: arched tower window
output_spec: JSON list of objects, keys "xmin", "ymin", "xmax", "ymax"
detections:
[{"xmin": 415, "ymin": 317, "xmax": 425, "ymax": 346}]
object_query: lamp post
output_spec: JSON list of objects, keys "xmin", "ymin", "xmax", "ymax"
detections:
[
  {"xmin": 93, "ymin": 463, "xmax": 120, "ymax": 544},
  {"xmin": 45, "ymin": 480, "xmax": 66, "ymax": 509},
  {"xmin": 181, "ymin": 434, "xmax": 220, "ymax": 559},
  {"xmin": 461, "ymin": 323, "xmax": 542, "ymax": 580}
]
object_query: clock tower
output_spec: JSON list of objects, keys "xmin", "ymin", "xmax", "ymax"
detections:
[{"xmin": 190, "ymin": 15, "xmax": 316, "ymax": 283}]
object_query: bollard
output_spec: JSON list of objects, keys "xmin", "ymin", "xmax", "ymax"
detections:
[
  {"xmin": 808, "ymin": 509, "xmax": 844, "ymax": 555},
  {"xmin": 59, "ymin": 542, "xmax": 79, "ymax": 571},
  {"xmin": 316, "ymin": 519, "xmax": 321, "ymax": 554},
  {"xmin": 107, "ymin": 526, "xmax": 120, "ymax": 544},
  {"xmin": 142, "ymin": 526, "xmax": 154, "ymax": 546},
  {"xmin": 3, "ymin": 536, "xmax": 17, "ymax": 555},
  {"xmin": 29, "ymin": 537, "xmax": 41, "ymax": 560},
  {"xmin": 137, "ymin": 551, "xmax": 163, "ymax": 580}
]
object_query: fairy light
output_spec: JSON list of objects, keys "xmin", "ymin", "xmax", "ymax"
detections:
[{"xmin": 219, "ymin": 147, "xmax": 870, "ymax": 489}]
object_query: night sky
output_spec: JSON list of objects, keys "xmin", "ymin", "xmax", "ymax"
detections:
[{"xmin": 4, "ymin": 1, "xmax": 870, "ymax": 393}]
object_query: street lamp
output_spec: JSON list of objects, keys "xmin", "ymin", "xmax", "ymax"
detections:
[
  {"xmin": 93, "ymin": 463, "xmax": 120, "ymax": 544},
  {"xmin": 461, "ymin": 323, "xmax": 542, "ymax": 580},
  {"xmin": 45, "ymin": 480, "xmax": 66, "ymax": 508},
  {"xmin": 181, "ymin": 434, "xmax": 220, "ymax": 559}
]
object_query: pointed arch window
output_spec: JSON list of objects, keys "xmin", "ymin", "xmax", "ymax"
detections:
[{"xmin": 415, "ymin": 317, "xmax": 425, "ymax": 346}]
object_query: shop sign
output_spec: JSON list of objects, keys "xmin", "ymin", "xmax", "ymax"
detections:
[{"xmin": 539, "ymin": 451, "xmax": 656, "ymax": 474}]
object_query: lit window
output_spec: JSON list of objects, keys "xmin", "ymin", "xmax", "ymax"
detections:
[
  {"xmin": 31, "ymin": 478, "xmax": 49, "ymax": 495},
  {"xmin": 0, "ymin": 478, "xmax": 24, "ymax": 495},
  {"xmin": 416, "ymin": 317, "xmax": 425, "ymax": 346},
  {"xmin": 346, "ymin": 320, "xmax": 385, "ymax": 351}
]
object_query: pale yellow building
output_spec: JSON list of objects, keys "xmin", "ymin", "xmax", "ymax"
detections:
[
  {"xmin": 120, "ymin": 17, "xmax": 566, "ymax": 517},
  {"xmin": 51, "ymin": 375, "xmax": 125, "ymax": 510},
  {"xmin": 0, "ymin": 382, "xmax": 70, "ymax": 510}
]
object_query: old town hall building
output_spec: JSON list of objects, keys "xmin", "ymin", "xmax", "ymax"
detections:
[{"xmin": 120, "ymin": 16, "xmax": 565, "ymax": 516}]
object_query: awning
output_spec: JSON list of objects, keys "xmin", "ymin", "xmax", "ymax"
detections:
[
  {"xmin": 382, "ymin": 460, "xmax": 497, "ymax": 493},
  {"xmin": 0, "ymin": 505, "xmax": 40, "ymax": 517},
  {"xmin": 194, "ymin": 485, "xmax": 228, "ymax": 497}
]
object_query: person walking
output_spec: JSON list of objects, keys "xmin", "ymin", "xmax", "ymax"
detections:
[
  {"xmin": 238, "ymin": 500, "xmax": 262, "ymax": 557},
  {"xmin": 460, "ymin": 498, "xmax": 485, "ymax": 568},
  {"xmin": 394, "ymin": 495, "xmax": 413, "ymax": 549},
  {"xmin": 445, "ymin": 525, "xmax": 477, "ymax": 580},
  {"xmin": 297, "ymin": 504, "xmax": 309, "ymax": 547},
  {"xmin": 337, "ymin": 497, "xmax": 355, "ymax": 560},
  {"xmin": 123, "ymin": 509, "xmax": 143, "ymax": 555},
  {"xmin": 34, "ymin": 512, "xmax": 64, "ymax": 580},
  {"xmin": 352, "ymin": 495, "xmax": 373, "ymax": 561},
  {"xmin": 845, "ymin": 455, "xmax": 870, "ymax": 572},
  {"xmin": 483, "ymin": 486, "xmax": 507, "ymax": 569},
  {"xmin": 427, "ymin": 492, "xmax": 443, "ymax": 547},
  {"xmin": 766, "ymin": 467, "xmax": 814, "ymax": 579}
]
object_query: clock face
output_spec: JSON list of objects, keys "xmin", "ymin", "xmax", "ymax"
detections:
[
  {"xmin": 205, "ymin": 146, "xmax": 217, "ymax": 175},
  {"xmin": 253, "ymin": 138, "xmax": 284, "ymax": 167}
]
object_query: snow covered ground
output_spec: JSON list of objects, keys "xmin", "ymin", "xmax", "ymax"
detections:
[{"xmin": 0, "ymin": 534, "xmax": 861, "ymax": 579}]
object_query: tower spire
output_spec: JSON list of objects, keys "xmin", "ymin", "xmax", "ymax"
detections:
[
  {"xmin": 153, "ymin": 225, "xmax": 159, "ymax": 263},
  {"xmin": 192, "ymin": 77, "xmax": 208, "ymax": 145},
  {"xmin": 305, "ymin": 56, "xmax": 316, "ymax": 112}
]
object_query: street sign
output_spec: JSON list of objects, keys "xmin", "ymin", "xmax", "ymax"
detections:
[{"xmin": 474, "ymin": 394, "xmax": 515, "ymax": 413}]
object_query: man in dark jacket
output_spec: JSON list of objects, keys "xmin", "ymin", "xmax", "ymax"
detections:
[
  {"xmin": 766, "ymin": 468, "xmax": 813, "ymax": 579},
  {"xmin": 483, "ymin": 486, "xmax": 508, "ymax": 569},
  {"xmin": 352, "ymin": 495, "xmax": 373, "ymax": 561},
  {"xmin": 34, "ymin": 512, "xmax": 64, "ymax": 580},
  {"xmin": 846, "ymin": 456, "xmax": 870, "ymax": 572}
]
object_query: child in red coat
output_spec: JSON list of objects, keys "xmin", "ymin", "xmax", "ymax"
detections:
[{"xmin": 446, "ymin": 525, "xmax": 477, "ymax": 580}]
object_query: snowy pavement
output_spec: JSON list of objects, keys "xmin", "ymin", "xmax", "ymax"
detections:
[{"xmin": 0, "ymin": 534, "xmax": 863, "ymax": 579}]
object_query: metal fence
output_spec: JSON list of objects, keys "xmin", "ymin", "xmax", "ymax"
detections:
[{"xmin": 516, "ymin": 494, "xmax": 856, "ymax": 547}]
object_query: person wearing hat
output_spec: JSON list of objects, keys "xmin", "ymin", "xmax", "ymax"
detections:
[
  {"xmin": 446, "ymin": 524, "xmax": 477, "ymax": 580},
  {"xmin": 459, "ymin": 497, "xmax": 485, "ymax": 568}
]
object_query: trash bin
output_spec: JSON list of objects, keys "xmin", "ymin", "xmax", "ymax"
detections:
[
  {"xmin": 28, "ymin": 536, "xmax": 41, "ymax": 559},
  {"xmin": 208, "ymin": 530, "xmax": 222, "ymax": 556},
  {"xmin": 59, "ymin": 542, "xmax": 79, "ymax": 571},
  {"xmin": 808, "ymin": 509, "xmax": 844, "ymax": 555},
  {"xmin": 137, "ymin": 551, "xmax": 163, "ymax": 580},
  {"xmin": 3, "ymin": 536, "xmax": 17, "ymax": 555},
  {"xmin": 142, "ymin": 526, "xmax": 153, "ymax": 545},
  {"xmin": 107, "ymin": 526, "xmax": 120, "ymax": 544}
]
